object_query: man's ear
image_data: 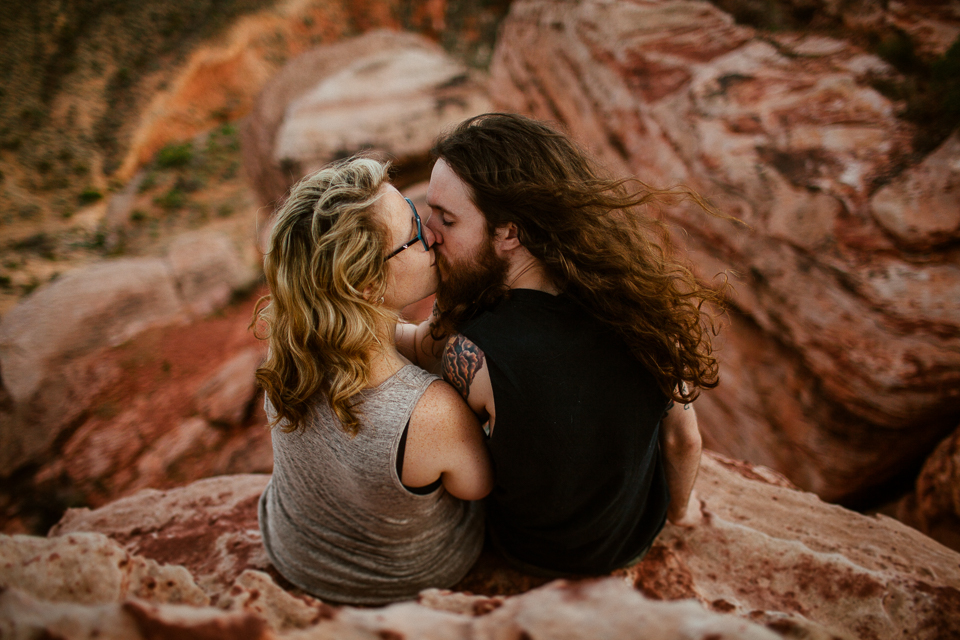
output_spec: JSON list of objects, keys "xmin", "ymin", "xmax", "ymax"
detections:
[{"xmin": 493, "ymin": 223, "xmax": 522, "ymax": 252}]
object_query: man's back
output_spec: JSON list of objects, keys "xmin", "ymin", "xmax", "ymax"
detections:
[{"xmin": 460, "ymin": 289, "xmax": 671, "ymax": 574}]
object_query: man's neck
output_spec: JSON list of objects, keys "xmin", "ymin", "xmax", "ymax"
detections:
[{"xmin": 504, "ymin": 252, "xmax": 559, "ymax": 295}]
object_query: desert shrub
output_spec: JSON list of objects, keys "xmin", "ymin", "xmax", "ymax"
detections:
[
  {"xmin": 155, "ymin": 142, "xmax": 193, "ymax": 168},
  {"xmin": 154, "ymin": 186, "xmax": 186, "ymax": 210},
  {"xmin": 78, "ymin": 188, "xmax": 102, "ymax": 205}
]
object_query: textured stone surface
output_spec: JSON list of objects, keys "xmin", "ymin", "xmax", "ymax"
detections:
[
  {"xmin": 488, "ymin": 0, "xmax": 960, "ymax": 502},
  {"xmin": 0, "ymin": 229, "xmax": 260, "ymax": 483},
  {"xmin": 242, "ymin": 29, "xmax": 492, "ymax": 210},
  {"xmin": 167, "ymin": 230, "xmax": 258, "ymax": 318},
  {"xmin": 41, "ymin": 452, "xmax": 960, "ymax": 639},
  {"xmin": 0, "ymin": 532, "xmax": 207, "ymax": 606},
  {"xmin": 871, "ymin": 129, "xmax": 960, "ymax": 249},
  {"xmin": 898, "ymin": 423, "xmax": 960, "ymax": 552},
  {"xmin": 195, "ymin": 347, "xmax": 264, "ymax": 426},
  {"xmin": 52, "ymin": 474, "xmax": 273, "ymax": 596},
  {"xmin": 0, "ymin": 258, "xmax": 186, "ymax": 476},
  {"xmin": 617, "ymin": 452, "xmax": 960, "ymax": 640}
]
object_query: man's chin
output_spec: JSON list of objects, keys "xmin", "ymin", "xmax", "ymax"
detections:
[{"xmin": 434, "ymin": 243, "xmax": 509, "ymax": 317}]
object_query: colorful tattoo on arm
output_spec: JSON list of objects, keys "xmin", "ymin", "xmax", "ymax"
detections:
[{"xmin": 442, "ymin": 335, "xmax": 485, "ymax": 400}]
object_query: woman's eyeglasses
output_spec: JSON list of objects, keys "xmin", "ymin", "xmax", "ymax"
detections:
[{"xmin": 386, "ymin": 198, "xmax": 429, "ymax": 260}]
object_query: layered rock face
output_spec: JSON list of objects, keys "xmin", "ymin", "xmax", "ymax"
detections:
[
  {"xmin": 242, "ymin": 29, "xmax": 493, "ymax": 213},
  {"xmin": 488, "ymin": 0, "xmax": 960, "ymax": 502},
  {"xmin": 0, "ymin": 231, "xmax": 269, "ymax": 533},
  {"xmin": 2, "ymin": 452, "xmax": 956, "ymax": 639},
  {"xmin": 0, "ymin": 231, "xmax": 257, "ymax": 477},
  {"xmin": 898, "ymin": 424, "xmax": 960, "ymax": 551}
]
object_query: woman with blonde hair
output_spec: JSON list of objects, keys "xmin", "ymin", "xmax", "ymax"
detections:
[{"xmin": 254, "ymin": 156, "xmax": 491, "ymax": 605}]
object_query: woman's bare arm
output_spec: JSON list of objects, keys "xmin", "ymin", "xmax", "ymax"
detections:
[
  {"xmin": 395, "ymin": 313, "xmax": 447, "ymax": 374},
  {"xmin": 402, "ymin": 380, "xmax": 493, "ymax": 501}
]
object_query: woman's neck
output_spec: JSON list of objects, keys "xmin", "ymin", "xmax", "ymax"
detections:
[{"xmin": 365, "ymin": 319, "xmax": 407, "ymax": 387}]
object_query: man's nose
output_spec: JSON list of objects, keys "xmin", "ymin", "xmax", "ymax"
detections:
[{"xmin": 425, "ymin": 216, "xmax": 442, "ymax": 244}]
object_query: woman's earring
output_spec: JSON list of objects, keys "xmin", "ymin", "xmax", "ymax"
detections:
[{"xmin": 378, "ymin": 296, "xmax": 384, "ymax": 305}]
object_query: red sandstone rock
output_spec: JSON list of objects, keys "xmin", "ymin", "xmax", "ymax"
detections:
[
  {"xmin": 0, "ymin": 531, "xmax": 207, "ymax": 606},
  {"xmin": 0, "ymin": 259, "xmax": 186, "ymax": 476},
  {"xmin": 488, "ymin": 0, "xmax": 960, "ymax": 502},
  {"xmin": 40, "ymin": 451, "xmax": 960, "ymax": 639},
  {"xmin": 195, "ymin": 347, "xmax": 264, "ymax": 426},
  {"xmin": 51, "ymin": 475, "xmax": 273, "ymax": 596},
  {"xmin": 241, "ymin": 29, "xmax": 492, "ymax": 212},
  {"xmin": 898, "ymin": 424, "xmax": 960, "ymax": 552},
  {"xmin": 0, "ymin": 231, "xmax": 259, "ymax": 485},
  {"xmin": 872, "ymin": 129, "xmax": 960, "ymax": 250},
  {"xmin": 167, "ymin": 230, "xmax": 258, "ymax": 318}
]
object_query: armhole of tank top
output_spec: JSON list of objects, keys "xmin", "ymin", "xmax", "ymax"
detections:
[{"xmin": 396, "ymin": 420, "xmax": 443, "ymax": 496}]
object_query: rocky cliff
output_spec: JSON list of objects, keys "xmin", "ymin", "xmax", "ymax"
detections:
[
  {"xmin": 487, "ymin": 0, "xmax": 960, "ymax": 507},
  {"xmin": 2, "ymin": 452, "xmax": 958, "ymax": 639}
]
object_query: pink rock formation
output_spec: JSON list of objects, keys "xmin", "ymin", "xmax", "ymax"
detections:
[
  {"xmin": 0, "ymin": 258, "xmax": 185, "ymax": 475},
  {"xmin": 167, "ymin": 230, "xmax": 258, "ymax": 318},
  {"xmin": 0, "ymin": 531, "xmax": 208, "ymax": 606},
  {"xmin": 195, "ymin": 348, "xmax": 264, "ymax": 426},
  {"xmin": 0, "ymin": 231, "xmax": 259, "ymax": 484},
  {"xmin": 40, "ymin": 452, "xmax": 960, "ymax": 639},
  {"xmin": 241, "ymin": 29, "xmax": 492, "ymax": 211},
  {"xmin": 898, "ymin": 424, "xmax": 960, "ymax": 552},
  {"xmin": 802, "ymin": 0, "xmax": 960, "ymax": 60},
  {"xmin": 872, "ymin": 129, "xmax": 960, "ymax": 249},
  {"xmin": 487, "ymin": 0, "xmax": 960, "ymax": 502},
  {"xmin": 51, "ymin": 475, "xmax": 273, "ymax": 595}
]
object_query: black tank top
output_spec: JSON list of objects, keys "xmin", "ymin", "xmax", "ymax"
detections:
[{"xmin": 460, "ymin": 289, "xmax": 670, "ymax": 574}]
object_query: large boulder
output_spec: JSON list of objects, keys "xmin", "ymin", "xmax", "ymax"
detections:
[
  {"xmin": 0, "ymin": 531, "xmax": 208, "ymax": 607},
  {"xmin": 487, "ymin": 0, "xmax": 960, "ymax": 502},
  {"xmin": 898, "ymin": 423, "xmax": 960, "ymax": 552},
  {"xmin": 43, "ymin": 452, "xmax": 960, "ymax": 639},
  {"xmin": 0, "ymin": 231, "xmax": 258, "ymax": 481},
  {"xmin": 0, "ymin": 259, "xmax": 185, "ymax": 476},
  {"xmin": 195, "ymin": 347, "xmax": 264, "ymax": 426},
  {"xmin": 241, "ymin": 29, "xmax": 493, "ymax": 210},
  {"xmin": 167, "ymin": 230, "xmax": 258, "ymax": 318},
  {"xmin": 51, "ymin": 474, "xmax": 273, "ymax": 595}
]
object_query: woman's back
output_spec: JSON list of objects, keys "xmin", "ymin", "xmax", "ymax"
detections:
[{"xmin": 259, "ymin": 364, "xmax": 484, "ymax": 605}]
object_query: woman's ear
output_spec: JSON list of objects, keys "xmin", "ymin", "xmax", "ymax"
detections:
[{"xmin": 494, "ymin": 223, "xmax": 521, "ymax": 252}]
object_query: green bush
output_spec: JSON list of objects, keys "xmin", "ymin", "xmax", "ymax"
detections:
[
  {"xmin": 78, "ymin": 188, "xmax": 103, "ymax": 205},
  {"xmin": 154, "ymin": 187, "xmax": 186, "ymax": 210},
  {"xmin": 155, "ymin": 142, "xmax": 194, "ymax": 168}
]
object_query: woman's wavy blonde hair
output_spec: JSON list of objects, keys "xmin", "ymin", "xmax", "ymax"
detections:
[{"xmin": 252, "ymin": 157, "xmax": 394, "ymax": 435}]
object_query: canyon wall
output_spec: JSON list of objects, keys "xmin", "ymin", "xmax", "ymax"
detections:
[{"xmin": 487, "ymin": 0, "xmax": 960, "ymax": 503}]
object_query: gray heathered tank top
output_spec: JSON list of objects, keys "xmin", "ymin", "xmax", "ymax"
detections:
[{"xmin": 258, "ymin": 364, "xmax": 484, "ymax": 605}]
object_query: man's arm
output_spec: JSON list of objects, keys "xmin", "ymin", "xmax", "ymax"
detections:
[
  {"xmin": 441, "ymin": 334, "xmax": 495, "ymax": 426},
  {"xmin": 660, "ymin": 400, "xmax": 703, "ymax": 525}
]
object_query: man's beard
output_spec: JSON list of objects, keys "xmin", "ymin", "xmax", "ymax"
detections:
[{"xmin": 434, "ymin": 234, "xmax": 509, "ymax": 331}]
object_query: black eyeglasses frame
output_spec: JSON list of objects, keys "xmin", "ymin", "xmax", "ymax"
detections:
[{"xmin": 386, "ymin": 198, "xmax": 429, "ymax": 260}]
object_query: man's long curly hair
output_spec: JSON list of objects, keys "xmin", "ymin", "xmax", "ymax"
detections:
[
  {"xmin": 252, "ymin": 157, "xmax": 393, "ymax": 434},
  {"xmin": 431, "ymin": 113, "xmax": 725, "ymax": 404}
]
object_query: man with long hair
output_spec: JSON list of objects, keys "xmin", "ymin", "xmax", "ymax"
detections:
[{"xmin": 397, "ymin": 113, "xmax": 721, "ymax": 576}]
